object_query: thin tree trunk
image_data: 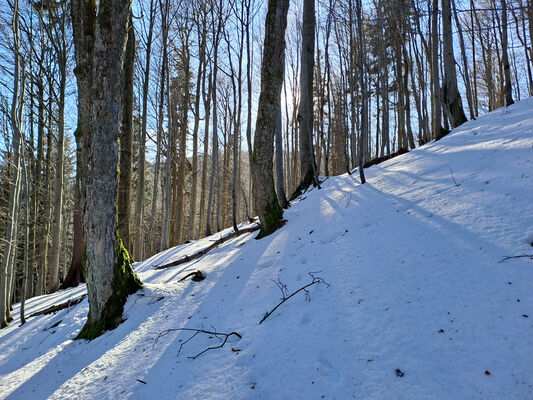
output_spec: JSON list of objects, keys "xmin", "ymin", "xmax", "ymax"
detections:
[
  {"xmin": 431, "ymin": 0, "xmax": 443, "ymax": 139},
  {"xmin": 500, "ymin": 0, "xmax": 514, "ymax": 106},
  {"xmin": 133, "ymin": 0, "xmax": 155, "ymax": 261},
  {"xmin": 118, "ymin": 15, "xmax": 135, "ymax": 251}
]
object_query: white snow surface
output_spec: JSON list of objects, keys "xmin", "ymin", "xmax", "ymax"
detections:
[{"xmin": 1, "ymin": 99, "xmax": 533, "ymax": 400}]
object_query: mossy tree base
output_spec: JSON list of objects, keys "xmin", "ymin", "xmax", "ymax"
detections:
[
  {"xmin": 77, "ymin": 236, "xmax": 142, "ymax": 340},
  {"xmin": 256, "ymin": 187, "xmax": 283, "ymax": 239}
]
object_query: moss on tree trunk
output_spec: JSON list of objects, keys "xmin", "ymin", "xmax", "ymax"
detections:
[
  {"xmin": 77, "ymin": 235, "xmax": 142, "ymax": 340},
  {"xmin": 256, "ymin": 185, "xmax": 283, "ymax": 239}
]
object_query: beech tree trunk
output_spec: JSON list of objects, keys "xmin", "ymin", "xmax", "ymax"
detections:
[
  {"xmin": 296, "ymin": 0, "xmax": 318, "ymax": 192},
  {"xmin": 500, "ymin": 0, "xmax": 514, "ymax": 106},
  {"xmin": 133, "ymin": 0, "xmax": 155, "ymax": 261},
  {"xmin": 1, "ymin": 0, "xmax": 23, "ymax": 328},
  {"xmin": 431, "ymin": 0, "xmax": 444, "ymax": 140},
  {"xmin": 442, "ymin": 0, "xmax": 467, "ymax": 128},
  {"xmin": 118, "ymin": 15, "xmax": 136, "ymax": 252},
  {"xmin": 251, "ymin": 0, "xmax": 288, "ymax": 238},
  {"xmin": 72, "ymin": 0, "xmax": 142, "ymax": 340}
]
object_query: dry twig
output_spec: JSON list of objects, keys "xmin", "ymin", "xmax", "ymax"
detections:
[
  {"xmin": 259, "ymin": 272, "xmax": 329, "ymax": 325},
  {"xmin": 151, "ymin": 327, "xmax": 242, "ymax": 359}
]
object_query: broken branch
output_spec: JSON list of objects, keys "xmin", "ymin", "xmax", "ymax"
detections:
[
  {"xmin": 154, "ymin": 225, "xmax": 260, "ymax": 270},
  {"xmin": 151, "ymin": 327, "xmax": 242, "ymax": 360},
  {"xmin": 259, "ymin": 272, "xmax": 329, "ymax": 325},
  {"xmin": 498, "ymin": 254, "xmax": 533, "ymax": 263},
  {"xmin": 29, "ymin": 295, "xmax": 87, "ymax": 318}
]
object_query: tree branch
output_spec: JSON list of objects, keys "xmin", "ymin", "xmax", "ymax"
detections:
[
  {"xmin": 151, "ymin": 327, "xmax": 242, "ymax": 359},
  {"xmin": 259, "ymin": 272, "xmax": 329, "ymax": 325},
  {"xmin": 154, "ymin": 225, "xmax": 259, "ymax": 270}
]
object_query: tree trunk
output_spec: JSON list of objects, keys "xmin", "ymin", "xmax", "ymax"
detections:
[
  {"xmin": 442, "ymin": 0, "xmax": 467, "ymax": 128},
  {"xmin": 118, "ymin": 15, "xmax": 136, "ymax": 252},
  {"xmin": 133, "ymin": 0, "xmax": 155, "ymax": 261},
  {"xmin": 1, "ymin": 0, "xmax": 23, "ymax": 328},
  {"xmin": 500, "ymin": 0, "xmax": 514, "ymax": 106},
  {"xmin": 431, "ymin": 0, "xmax": 444, "ymax": 140},
  {"xmin": 296, "ymin": 0, "xmax": 318, "ymax": 193},
  {"xmin": 356, "ymin": 0, "xmax": 366, "ymax": 183},
  {"xmin": 72, "ymin": 0, "xmax": 142, "ymax": 341},
  {"xmin": 48, "ymin": 64, "xmax": 66, "ymax": 293},
  {"xmin": 275, "ymin": 102, "xmax": 289, "ymax": 208},
  {"xmin": 251, "ymin": 0, "xmax": 288, "ymax": 238},
  {"xmin": 189, "ymin": 14, "xmax": 206, "ymax": 240},
  {"xmin": 452, "ymin": 0, "xmax": 475, "ymax": 120}
]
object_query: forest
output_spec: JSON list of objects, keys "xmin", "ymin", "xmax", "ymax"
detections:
[{"xmin": 0, "ymin": 0, "xmax": 531, "ymax": 336}]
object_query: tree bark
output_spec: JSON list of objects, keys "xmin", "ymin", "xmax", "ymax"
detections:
[
  {"xmin": 118, "ymin": 15, "xmax": 135, "ymax": 252},
  {"xmin": 431, "ymin": 0, "xmax": 444, "ymax": 140},
  {"xmin": 296, "ymin": 0, "xmax": 318, "ymax": 193},
  {"xmin": 133, "ymin": 0, "xmax": 155, "ymax": 261},
  {"xmin": 500, "ymin": 0, "xmax": 514, "ymax": 106},
  {"xmin": 1, "ymin": 0, "xmax": 23, "ymax": 328},
  {"xmin": 442, "ymin": 0, "xmax": 467, "ymax": 128},
  {"xmin": 251, "ymin": 0, "xmax": 288, "ymax": 238},
  {"xmin": 72, "ymin": 0, "xmax": 142, "ymax": 340}
]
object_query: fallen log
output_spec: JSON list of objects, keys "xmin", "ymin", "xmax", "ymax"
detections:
[
  {"xmin": 154, "ymin": 225, "xmax": 260, "ymax": 270},
  {"xmin": 29, "ymin": 294, "xmax": 87, "ymax": 318}
]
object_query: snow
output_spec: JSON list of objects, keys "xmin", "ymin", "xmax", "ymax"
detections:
[{"xmin": 1, "ymin": 98, "xmax": 533, "ymax": 399}]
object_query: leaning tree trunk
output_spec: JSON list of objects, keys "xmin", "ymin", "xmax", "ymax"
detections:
[
  {"xmin": 442, "ymin": 0, "xmax": 467, "ymax": 128},
  {"xmin": 251, "ymin": 0, "xmax": 288, "ymax": 238},
  {"xmin": 72, "ymin": 0, "xmax": 142, "ymax": 341}
]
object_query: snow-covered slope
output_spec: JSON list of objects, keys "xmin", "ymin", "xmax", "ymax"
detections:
[{"xmin": 1, "ymin": 98, "xmax": 532, "ymax": 400}]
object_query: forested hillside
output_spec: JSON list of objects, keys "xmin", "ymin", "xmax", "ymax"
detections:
[
  {"xmin": 1, "ymin": 96, "xmax": 532, "ymax": 399},
  {"xmin": 0, "ymin": 0, "xmax": 532, "ymax": 397}
]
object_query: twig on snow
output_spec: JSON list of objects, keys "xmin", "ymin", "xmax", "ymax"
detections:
[
  {"xmin": 259, "ymin": 272, "xmax": 329, "ymax": 325},
  {"xmin": 498, "ymin": 254, "xmax": 533, "ymax": 263},
  {"xmin": 448, "ymin": 166, "xmax": 461, "ymax": 187},
  {"xmin": 151, "ymin": 327, "xmax": 242, "ymax": 360}
]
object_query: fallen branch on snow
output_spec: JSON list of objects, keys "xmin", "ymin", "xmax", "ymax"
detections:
[
  {"xmin": 498, "ymin": 254, "xmax": 533, "ymax": 263},
  {"xmin": 259, "ymin": 272, "xmax": 329, "ymax": 325},
  {"xmin": 29, "ymin": 295, "xmax": 87, "ymax": 318},
  {"xmin": 151, "ymin": 327, "xmax": 242, "ymax": 359},
  {"xmin": 154, "ymin": 225, "xmax": 260, "ymax": 270},
  {"xmin": 178, "ymin": 270, "xmax": 206, "ymax": 282}
]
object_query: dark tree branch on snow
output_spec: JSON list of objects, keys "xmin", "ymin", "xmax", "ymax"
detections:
[
  {"xmin": 259, "ymin": 272, "xmax": 329, "ymax": 325},
  {"xmin": 154, "ymin": 225, "xmax": 260, "ymax": 270},
  {"xmin": 29, "ymin": 295, "xmax": 87, "ymax": 318},
  {"xmin": 498, "ymin": 254, "xmax": 533, "ymax": 263},
  {"xmin": 151, "ymin": 327, "xmax": 242, "ymax": 360}
]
